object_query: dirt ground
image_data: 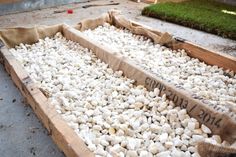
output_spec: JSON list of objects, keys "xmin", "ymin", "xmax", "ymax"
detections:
[{"xmin": 0, "ymin": 0, "xmax": 235, "ymax": 157}]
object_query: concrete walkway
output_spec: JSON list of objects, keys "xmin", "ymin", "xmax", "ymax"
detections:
[
  {"xmin": 0, "ymin": 64, "xmax": 65, "ymax": 157},
  {"xmin": 0, "ymin": 0, "xmax": 235, "ymax": 156},
  {"xmin": 0, "ymin": 0, "xmax": 235, "ymax": 56}
]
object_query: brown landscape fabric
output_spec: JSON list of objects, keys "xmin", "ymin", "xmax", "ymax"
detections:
[
  {"xmin": 0, "ymin": 25, "xmax": 62, "ymax": 48},
  {"xmin": 75, "ymin": 10, "xmax": 173, "ymax": 45},
  {"xmin": 197, "ymin": 142, "xmax": 236, "ymax": 157},
  {"xmin": 0, "ymin": 11, "xmax": 236, "ymax": 157}
]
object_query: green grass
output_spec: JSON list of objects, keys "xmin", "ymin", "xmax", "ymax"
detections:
[{"xmin": 142, "ymin": 0, "xmax": 236, "ymax": 40}]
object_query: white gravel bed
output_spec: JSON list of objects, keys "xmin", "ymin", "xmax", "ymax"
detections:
[
  {"xmin": 82, "ymin": 24, "xmax": 236, "ymax": 120},
  {"xmin": 10, "ymin": 33, "xmax": 232, "ymax": 157}
]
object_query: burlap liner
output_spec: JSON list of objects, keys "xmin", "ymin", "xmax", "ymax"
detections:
[
  {"xmin": 75, "ymin": 10, "xmax": 173, "ymax": 45},
  {"xmin": 0, "ymin": 25, "xmax": 63, "ymax": 48},
  {"xmin": 0, "ymin": 11, "xmax": 235, "ymax": 149},
  {"xmin": 0, "ymin": 11, "xmax": 172, "ymax": 48},
  {"xmin": 197, "ymin": 142, "xmax": 236, "ymax": 157}
]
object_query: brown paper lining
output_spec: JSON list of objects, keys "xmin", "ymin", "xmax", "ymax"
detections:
[
  {"xmin": 0, "ymin": 25, "xmax": 63, "ymax": 48},
  {"xmin": 197, "ymin": 142, "xmax": 236, "ymax": 157},
  {"xmin": 75, "ymin": 10, "xmax": 173, "ymax": 45}
]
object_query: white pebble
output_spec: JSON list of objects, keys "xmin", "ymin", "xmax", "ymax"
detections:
[
  {"xmin": 201, "ymin": 124, "xmax": 212, "ymax": 134},
  {"xmin": 159, "ymin": 133, "xmax": 168, "ymax": 143}
]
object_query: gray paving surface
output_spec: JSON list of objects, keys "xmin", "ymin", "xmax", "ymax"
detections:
[
  {"xmin": 134, "ymin": 16, "xmax": 236, "ymax": 57},
  {"xmin": 0, "ymin": 0, "xmax": 88, "ymax": 16},
  {"xmin": 0, "ymin": 0, "xmax": 235, "ymax": 56},
  {"xmin": 0, "ymin": 64, "xmax": 65, "ymax": 157}
]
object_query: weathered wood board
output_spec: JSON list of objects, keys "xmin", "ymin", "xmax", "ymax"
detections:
[
  {"xmin": 0, "ymin": 27, "xmax": 94, "ymax": 157},
  {"xmin": 129, "ymin": 20, "xmax": 236, "ymax": 72}
]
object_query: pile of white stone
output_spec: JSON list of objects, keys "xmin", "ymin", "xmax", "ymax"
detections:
[
  {"xmin": 82, "ymin": 23, "xmax": 236, "ymax": 120},
  {"xmin": 10, "ymin": 33, "xmax": 231, "ymax": 157}
]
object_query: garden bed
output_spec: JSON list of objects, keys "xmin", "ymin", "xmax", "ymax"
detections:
[{"xmin": 0, "ymin": 11, "xmax": 236, "ymax": 157}]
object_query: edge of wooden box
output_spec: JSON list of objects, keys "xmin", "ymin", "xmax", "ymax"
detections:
[
  {"xmin": 0, "ymin": 39, "xmax": 94, "ymax": 157},
  {"xmin": 129, "ymin": 20, "xmax": 236, "ymax": 72}
]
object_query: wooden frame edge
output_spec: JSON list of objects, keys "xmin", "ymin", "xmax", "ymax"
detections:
[
  {"xmin": 0, "ymin": 46, "xmax": 94, "ymax": 157},
  {"xmin": 129, "ymin": 20, "xmax": 236, "ymax": 72}
]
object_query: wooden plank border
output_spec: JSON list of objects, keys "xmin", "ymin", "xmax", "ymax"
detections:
[
  {"xmin": 0, "ymin": 45, "xmax": 94, "ymax": 157},
  {"xmin": 171, "ymin": 39, "xmax": 236, "ymax": 72},
  {"xmin": 130, "ymin": 20, "xmax": 236, "ymax": 72}
]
